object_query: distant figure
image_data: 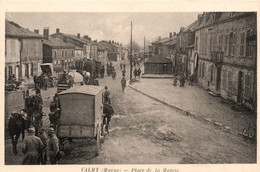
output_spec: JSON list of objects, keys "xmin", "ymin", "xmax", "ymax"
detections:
[
  {"xmin": 102, "ymin": 102, "xmax": 114, "ymax": 134},
  {"xmin": 173, "ymin": 75, "xmax": 177, "ymax": 86},
  {"xmin": 22, "ymin": 127, "xmax": 44, "ymax": 165},
  {"xmin": 189, "ymin": 73, "xmax": 194, "ymax": 86},
  {"xmin": 123, "ymin": 63, "xmax": 126, "ymax": 70},
  {"xmin": 120, "ymin": 62, "xmax": 123, "ymax": 70},
  {"xmin": 133, "ymin": 68, "xmax": 138, "ymax": 79},
  {"xmin": 121, "ymin": 77, "xmax": 127, "ymax": 92},
  {"xmin": 103, "ymin": 86, "xmax": 111, "ymax": 103},
  {"xmin": 180, "ymin": 73, "xmax": 185, "ymax": 87},
  {"xmin": 138, "ymin": 68, "xmax": 142, "ymax": 79},
  {"xmin": 122, "ymin": 69, "xmax": 126, "ymax": 77}
]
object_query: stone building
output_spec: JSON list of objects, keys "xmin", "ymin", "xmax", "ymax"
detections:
[
  {"xmin": 42, "ymin": 28, "xmax": 75, "ymax": 72},
  {"xmin": 194, "ymin": 12, "xmax": 256, "ymax": 110},
  {"xmin": 52, "ymin": 30, "xmax": 91, "ymax": 60},
  {"xmin": 5, "ymin": 20, "xmax": 43, "ymax": 83},
  {"xmin": 99, "ymin": 40, "xmax": 122, "ymax": 61}
]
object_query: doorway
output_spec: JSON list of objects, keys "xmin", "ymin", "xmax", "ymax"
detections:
[{"xmin": 216, "ymin": 66, "xmax": 221, "ymax": 92}]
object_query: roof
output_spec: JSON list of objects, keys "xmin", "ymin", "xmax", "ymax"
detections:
[
  {"xmin": 59, "ymin": 85, "xmax": 104, "ymax": 96},
  {"xmin": 43, "ymin": 37, "xmax": 75, "ymax": 48},
  {"xmin": 195, "ymin": 12, "xmax": 255, "ymax": 31},
  {"xmin": 5, "ymin": 20, "xmax": 42, "ymax": 38},
  {"xmin": 183, "ymin": 19, "xmax": 199, "ymax": 32},
  {"xmin": 145, "ymin": 56, "xmax": 172, "ymax": 64}
]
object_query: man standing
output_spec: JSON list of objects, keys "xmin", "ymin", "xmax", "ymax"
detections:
[
  {"xmin": 121, "ymin": 77, "xmax": 126, "ymax": 92},
  {"xmin": 22, "ymin": 127, "xmax": 44, "ymax": 165},
  {"xmin": 122, "ymin": 69, "xmax": 126, "ymax": 77},
  {"xmin": 138, "ymin": 68, "xmax": 142, "ymax": 79},
  {"xmin": 103, "ymin": 86, "xmax": 110, "ymax": 103},
  {"xmin": 48, "ymin": 128, "xmax": 60, "ymax": 164},
  {"xmin": 39, "ymin": 128, "xmax": 48, "ymax": 164}
]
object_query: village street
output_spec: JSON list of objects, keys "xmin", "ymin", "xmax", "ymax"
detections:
[{"xmin": 5, "ymin": 61, "xmax": 256, "ymax": 164}]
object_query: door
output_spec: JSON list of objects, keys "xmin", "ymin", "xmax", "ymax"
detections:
[
  {"xmin": 237, "ymin": 71, "xmax": 243, "ymax": 103},
  {"xmin": 216, "ymin": 66, "xmax": 221, "ymax": 91}
]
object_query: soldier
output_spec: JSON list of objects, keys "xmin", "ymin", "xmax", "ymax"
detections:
[
  {"xmin": 39, "ymin": 128, "xmax": 48, "ymax": 164},
  {"xmin": 100, "ymin": 65, "xmax": 105, "ymax": 78},
  {"xmin": 102, "ymin": 102, "xmax": 114, "ymax": 134},
  {"xmin": 22, "ymin": 127, "xmax": 44, "ymax": 165},
  {"xmin": 8, "ymin": 111, "xmax": 26, "ymax": 155},
  {"xmin": 103, "ymin": 86, "xmax": 110, "ymax": 103},
  {"xmin": 33, "ymin": 105, "xmax": 43, "ymax": 137},
  {"xmin": 122, "ymin": 69, "xmax": 126, "ymax": 77},
  {"xmin": 48, "ymin": 128, "xmax": 60, "ymax": 164},
  {"xmin": 121, "ymin": 77, "xmax": 126, "ymax": 92},
  {"xmin": 123, "ymin": 63, "xmax": 126, "ymax": 70},
  {"xmin": 138, "ymin": 68, "xmax": 142, "ymax": 79}
]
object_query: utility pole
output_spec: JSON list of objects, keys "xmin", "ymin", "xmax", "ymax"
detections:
[
  {"xmin": 130, "ymin": 21, "xmax": 133, "ymax": 82},
  {"xmin": 144, "ymin": 36, "xmax": 145, "ymax": 59}
]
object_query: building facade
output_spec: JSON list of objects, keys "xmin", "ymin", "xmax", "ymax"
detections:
[
  {"xmin": 42, "ymin": 28, "xmax": 75, "ymax": 72},
  {"xmin": 5, "ymin": 20, "xmax": 43, "ymax": 83},
  {"xmin": 195, "ymin": 12, "xmax": 256, "ymax": 110}
]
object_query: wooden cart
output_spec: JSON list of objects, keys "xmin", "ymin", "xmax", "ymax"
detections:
[{"xmin": 58, "ymin": 85, "xmax": 104, "ymax": 152}]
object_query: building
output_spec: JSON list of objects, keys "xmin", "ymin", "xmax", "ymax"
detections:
[
  {"xmin": 82, "ymin": 36, "xmax": 98, "ymax": 61},
  {"xmin": 122, "ymin": 47, "xmax": 129, "ymax": 61},
  {"xmin": 41, "ymin": 28, "xmax": 75, "ymax": 72},
  {"xmin": 176, "ymin": 20, "xmax": 199, "ymax": 77},
  {"xmin": 5, "ymin": 20, "xmax": 43, "ymax": 83},
  {"xmin": 97, "ymin": 43, "xmax": 108, "ymax": 65},
  {"xmin": 99, "ymin": 40, "xmax": 122, "ymax": 61},
  {"xmin": 194, "ymin": 12, "xmax": 256, "ymax": 110},
  {"xmin": 144, "ymin": 55, "xmax": 173, "ymax": 74},
  {"xmin": 51, "ymin": 30, "xmax": 91, "ymax": 60}
]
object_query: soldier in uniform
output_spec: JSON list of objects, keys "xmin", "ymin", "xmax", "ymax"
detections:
[
  {"xmin": 39, "ymin": 128, "xmax": 48, "ymax": 164},
  {"xmin": 121, "ymin": 76, "xmax": 126, "ymax": 92},
  {"xmin": 103, "ymin": 86, "xmax": 110, "ymax": 104},
  {"xmin": 22, "ymin": 127, "xmax": 44, "ymax": 165},
  {"xmin": 48, "ymin": 128, "xmax": 60, "ymax": 164},
  {"xmin": 33, "ymin": 105, "xmax": 43, "ymax": 137},
  {"xmin": 102, "ymin": 102, "xmax": 114, "ymax": 134}
]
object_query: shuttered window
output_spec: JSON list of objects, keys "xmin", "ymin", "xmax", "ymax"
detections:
[
  {"xmin": 222, "ymin": 69, "xmax": 227, "ymax": 89},
  {"xmin": 240, "ymin": 31, "xmax": 245, "ymax": 56},
  {"xmin": 244, "ymin": 74, "xmax": 251, "ymax": 99}
]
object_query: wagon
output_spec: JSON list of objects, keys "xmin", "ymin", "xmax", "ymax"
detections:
[
  {"xmin": 40, "ymin": 63, "xmax": 63, "ymax": 87},
  {"xmin": 57, "ymin": 85, "xmax": 104, "ymax": 152}
]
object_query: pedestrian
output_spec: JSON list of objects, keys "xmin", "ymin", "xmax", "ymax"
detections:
[
  {"xmin": 123, "ymin": 63, "xmax": 126, "ymax": 70},
  {"xmin": 33, "ymin": 105, "xmax": 43, "ymax": 137},
  {"xmin": 102, "ymin": 102, "xmax": 114, "ymax": 134},
  {"xmin": 121, "ymin": 76, "xmax": 126, "ymax": 92},
  {"xmin": 180, "ymin": 73, "xmax": 185, "ymax": 87},
  {"xmin": 103, "ymin": 86, "xmax": 111, "ymax": 103},
  {"xmin": 189, "ymin": 73, "xmax": 194, "ymax": 86},
  {"xmin": 173, "ymin": 74, "xmax": 177, "ymax": 86},
  {"xmin": 120, "ymin": 62, "xmax": 123, "ymax": 70},
  {"xmin": 48, "ymin": 128, "xmax": 60, "ymax": 164},
  {"xmin": 122, "ymin": 69, "xmax": 126, "ymax": 77},
  {"xmin": 22, "ymin": 127, "xmax": 44, "ymax": 165},
  {"xmin": 138, "ymin": 68, "xmax": 142, "ymax": 79},
  {"xmin": 39, "ymin": 128, "xmax": 48, "ymax": 164},
  {"xmin": 133, "ymin": 68, "xmax": 138, "ymax": 79}
]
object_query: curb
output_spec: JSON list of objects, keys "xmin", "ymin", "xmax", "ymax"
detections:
[{"xmin": 128, "ymin": 84, "xmax": 238, "ymax": 137}]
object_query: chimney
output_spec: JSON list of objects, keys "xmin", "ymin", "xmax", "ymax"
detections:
[
  {"xmin": 173, "ymin": 32, "xmax": 176, "ymax": 36},
  {"xmin": 109, "ymin": 40, "xmax": 111, "ymax": 44},
  {"xmin": 169, "ymin": 32, "xmax": 172, "ymax": 38},
  {"xmin": 77, "ymin": 33, "xmax": 80, "ymax": 38},
  {"xmin": 43, "ymin": 27, "xmax": 49, "ymax": 40},
  {"xmin": 83, "ymin": 35, "xmax": 88, "ymax": 39},
  {"xmin": 94, "ymin": 40, "xmax": 97, "ymax": 43},
  {"xmin": 112, "ymin": 41, "xmax": 114, "ymax": 44},
  {"xmin": 56, "ymin": 28, "xmax": 60, "ymax": 33},
  {"xmin": 63, "ymin": 37, "xmax": 67, "ymax": 43},
  {"xmin": 34, "ymin": 29, "xmax": 39, "ymax": 34},
  {"xmin": 158, "ymin": 36, "xmax": 161, "ymax": 40},
  {"xmin": 89, "ymin": 37, "xmax": 91, "ymax": 41}
]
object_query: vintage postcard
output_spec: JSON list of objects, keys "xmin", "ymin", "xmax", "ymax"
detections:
[{"xmin": 0, "ymin": 0, "xmax": 259, "ymax": 172}]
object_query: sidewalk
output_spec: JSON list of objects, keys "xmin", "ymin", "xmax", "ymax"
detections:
[{"xmin": 129, "ymin": 78, "xmax": 256, "ymax": 136}]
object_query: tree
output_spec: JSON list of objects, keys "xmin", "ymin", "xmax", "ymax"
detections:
[{"xmin": 127, "ymin": 41, "xmax": 141, "ymax": 52}]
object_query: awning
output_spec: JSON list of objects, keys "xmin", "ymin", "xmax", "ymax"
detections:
[{"xmin": 54, "ymin": 65, "xmax": 64, "ymax": 73}]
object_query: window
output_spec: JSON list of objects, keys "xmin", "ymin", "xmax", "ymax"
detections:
[
  {"xmin": 8, "ymin": 66, "xmax": 13, "ymax": 79},
  {"xmin": 227, "ymin": 70, "xmax": 232, "ymax": 91},
  {"xmin": 72, "ymin": 50, "xmax": 74, "ymax": 57},
  {"xmin": 222, "ymin": 69, "xmax": 227, "ymax": 89},
  {"xmin": 240, "ymin": 31, "xmax": 245, "ymax": 56},
  {"xmin": 54, "ymin": 51, "xmax": 57, "ymax": 58},
  {"xmin": 210, "ymin": 65, "xmax": 214, "ymax": 83},
  {"xmin": 31, "ymin": 63, "xmax": 33, "ymax": 76},
  {"xmin": 65, "ymin": 50, "xmax": 67, "ymax": 57},
  {"xmin": 218, "ymin": 34, "xmax": 223, "ymax": 51},
  {"xmin": 246, "ymin": 29, "xmax": 254, "ymax": 58},
  {"xmin": 228, "ymin": 32, "xmax": 233, "ymax": 56},
  {"xmin": 225, "ymin": 33, "xmax": 229, "ymax": 56},
  {"xmin": 62, "ymin": 50, "xmax": 64, "ymax": 57},
  {"xmin": 25, "ymin": 64, "xmax": 29, "ymax": 78}
]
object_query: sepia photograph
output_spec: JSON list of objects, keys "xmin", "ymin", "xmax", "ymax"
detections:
[{"xmin": 0, "ymin": 0, "xmax": 259, "ymax": 171}]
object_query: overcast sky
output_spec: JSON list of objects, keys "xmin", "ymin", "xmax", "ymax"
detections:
[{"xmin": 6, "ymin": 12, "xmax": 200, "ymax": 47}]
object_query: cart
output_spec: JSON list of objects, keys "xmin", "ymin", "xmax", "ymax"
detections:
[
  {"xmin": 40, "ymin": 63, "xmax": 63, "ymax": 87},
  {"xmin": 58, "ymin": 85, "xmax": 104, "ymax": 153}
]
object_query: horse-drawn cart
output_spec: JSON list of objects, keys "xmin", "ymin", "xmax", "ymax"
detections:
[{"xmin": 57, "ymin": 85, "xmax": 104, "ymax": 153}]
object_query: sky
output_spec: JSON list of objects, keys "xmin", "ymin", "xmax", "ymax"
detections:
[{"xmin": 6, "ymin": 12, "xmax": 200, "ymax": 47}]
